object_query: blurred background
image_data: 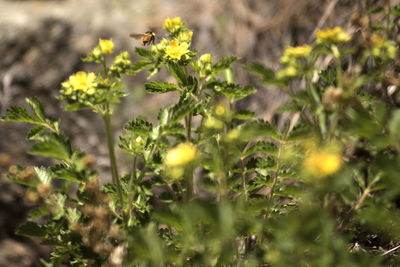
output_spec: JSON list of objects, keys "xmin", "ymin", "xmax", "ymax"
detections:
[{"xmin": 0, "ymin": 0, "xmax": 364, "ymax": 265}]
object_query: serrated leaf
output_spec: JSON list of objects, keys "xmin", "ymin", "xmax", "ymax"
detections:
[
  {"xmin": 7, "ymin": 166, "xmax": 38, "ymax": 187},
  {"xmin": 16, "ymin": 221, "xmax": 47, "ymax": 238},
  {"xmin": 26, "ymin": 97, "xmax": 46, "ymax": 121},
  {"xmin": 147, "ymin": 66, "xmax": 160, "ymax": 79},
  {"xmin": 131, "ymin": 60, "xmax": 153, "ymax": 73},
  {"xmin": 29, "ymin": 133, "xmax": 72, "ymax": 161},
  {"xmin": 157, "ymin": 108, "xmax": 169, "ymax": 126},
  {"xmin": 170, "ymin": 99, "xmax": 196, "ymax": 124},
  {"xmin": 125, "ymin": 117, "xmax": 153, "ymax": 136},
  {"xmin": 244, "ymin": 141, "xmax": 277, "ymax": 158},
  {"xmin": 213, "ymin": 56, "xmax": 239, "ymax": 72},
  {"xmin": 144, "ymin": 82, "xmax": 181, "ymax": 94},
  {"xmin": 244, "ymin": 62, "xmax": 275, "ymax": 82},
  {"xmin": 234, "ymin": 110, "xmax": 255, "ymax": 120},
  {"xmin": 135, "ymin": 47, "xmax": 153, "ymax": 59},
  {"xmin": 34, "ymin": 166, "xmax": 53, "ymax": 184},
  {"xmin": 51, "ymin": 164, "xmax": 81, "ymax": 182},
  {"xmin": 2, "ymin": 106, "xmax": 41, "ymax": 124},
  {"xmin": 241, "ymin": 120, "xmax": 279, "ymax": 140},
  {"xmin": 28, "ymin": 207, "xmax": 50, "ymax": 220},
  {"xmin": 389, "ymin": 109, "xmax": 400, "ymax": 141},
  {"xmin": 162, "ymin": 123, "xmax": 185, "ymax": 137},
  {"xmin": 27, "ymin": 126, "xmax": 46, "ymax": 140},
  {"xmin": 165, "ymin": 62, "xmax": 187, "ymax": 85},
  {"xmin": 153, "ymin": 209, "xmax": 182, "ymax": 230},
  {"xmin": 207, "ymin": 80, "xmax": 256, "ymax": 102},
  {"xmin": 286, "ymin": 123, "xmax": 309, "ymax": 142}
]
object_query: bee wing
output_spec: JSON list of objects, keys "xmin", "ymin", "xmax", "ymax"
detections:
[{"xmin": 129, "ymin": 33, "xmax": 143, "ymax": 39}]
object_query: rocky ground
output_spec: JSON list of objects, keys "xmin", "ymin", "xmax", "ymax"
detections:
[{"xmin": 0, "ymin": 0, "xmax": 371, "ymax": 265}]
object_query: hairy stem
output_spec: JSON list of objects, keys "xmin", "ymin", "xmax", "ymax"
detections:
[{"xmin": 102, "ymin": 109, "xmax": 125, "ymax": 222}]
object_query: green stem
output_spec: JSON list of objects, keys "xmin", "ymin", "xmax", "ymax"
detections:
[
  {"xmin": 136, "ymin": 144, "xmax": 158, "ymax": 184},
  {"xmin": 128, "ymin": 155, "xmax": 137, "ymax": 218},
  {"xmin": 327, "ymin": 104, "xmax": 341, "ymax": 140},
  {"xmin": 102, "ymin": 109, "xmax": 125, "ymax": 221},
  {"xmin": 240, "ymin": 157, "xmax": 248, "ymax": 201},
  {"xmin": 387, "ymin": 0, "xmax": 392, "ymax": 38},
  {"xmin": 186, "ymin": 114, "xmax": 192, "ymax": 142},
  {"xmin": 331, "ymin": 45, "xmax": 343, "ymax": 89},
  {"xmin": 366, "ymin": 0, "xmax": 372, "ymax": 29},
  {"xmin": 185, "ymin": 169, "xmax": 194, "ymax": 202}
]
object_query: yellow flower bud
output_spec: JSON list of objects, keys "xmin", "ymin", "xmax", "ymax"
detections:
[
  {"xmin": 178, "ymin": 30, "xmax": 193, "ymax": 42},
  {"xmin": 199, "ymin": 53, "xmax": 212, "ymax": 63},
  {"xmin": 99, "ymin": 39, "xmax": 114, "ymax": 54},
  {"xmin": 215, "ymin": 103, "xmax": 227, "ymax": 116}
]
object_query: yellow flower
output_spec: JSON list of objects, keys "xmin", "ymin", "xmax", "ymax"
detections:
[
  {"xmin": 280, "ymin": 45, "xmax": 312, "ymax": 64},
  {"xmin": 286, "ymin": 45, "xmax": 312, "ymax": 57},
  {"xmin": 68, "ymin": 71, "xmax": 97, "ymax": 95},
  {"xmin": 165, "ymin": 143, "xmax": 196, "ymax": 167},
  {"xmin": 99, "ymin": 39, "xmax": 114, "ymax": 54},
  {"xmin": 164, "ymin": 17, "xmax": 182, "ymax": 32},
  {"xmin": 61, "ymin": 81, "xmax": 73, "ymax": 95},
  {"xmin": 304, "ymin": 149, "xmax": 341, "ymax": 177},
  {"xmin": 178, "ymin": 30, "xmax": 193, "ymax": 42},
  {"xmin": 165, "ymin": 39, "xmax": 189, "ymax": 61},
  {"xmin": 315, "ymin": 26, "xmax": 351, "ymax": 44},
  {"xmin": 199, "ymin": 53, "xmax": 212, "ymax": 63}
]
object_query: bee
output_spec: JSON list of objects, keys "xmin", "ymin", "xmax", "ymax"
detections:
[{"xmin": 129, "ymin": 31, "xmax": 156, "ymax": 46}]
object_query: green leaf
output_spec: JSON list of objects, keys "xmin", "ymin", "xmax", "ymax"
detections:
[
  {"xmin": 287, "ymin": 123, "xmax": 310, "ymax": 142},
  {"xmin": 7, "ymin": 165, "xmax": 38, "ymax": 187},
  {"xmin": 157, "ymin": 108, "xmax": 169, "ymax": 126},
  {"xmin": 51, "ymin": 164, "xmax": 82, "ymax": 182},
  {"xmin": 244, "ymin": 141, "xmax": 278, "ymax": 158},
  {"xmin": 2, "ymin": 106, "xmax": 41, "ymax": 124},
  {"xmin": 27, "ymin": 126, "xmax": 46, "ymax": 140},
  {"xmin": 241, "ymin": 120, "xmax": 279, "ymax": 140},
  {"xmin": 144, "ymin": 82, "xmax": 181, "ymax": 94},
  {"xmin": 213, "ymin": 56, "xmax": 239, "ymax": 72},
  {"xmin": 367, "ymin": 6, "xmax": 384, "ymax": 14},
  {"xmin": 135, "ymin": 47, "xmax": 153, "ymax": 59},
  {"xmin": 131, "ymin": 60, "xmax": 153, "ymax": 73},
  {"xmin": 28, "ymin": 207, "xmax": 50, "ymax": 220},
  {"xmin": 162, "ymin": 123, "xmax": 185, "ymax": 137},
  {"xmin": 244, "ymin": 62, "xmax": 274, "ymax": 81},
  {"xmin": 207, "ymin": 80, "xmax": 256, "ymax": 102},
  {"xmin": 165, "ymin": 62, "xmax": 187, "ymax": 85},
  {"xmin": 234, "ymin": 110, "xmax": 255, "ymax": 120},
  {"xmin": 29, "ymin": 133, "xmax": 72, "ymax": 161},
  {"xmin": 16, "ymin": 221, "xmax": 47, "ymax": 238},
  {"xmin": 147, "ymin": 66, "xmax": 160, "ymax": 79},
  {"xmin": 34, "ymin": 166, "xmax": 53, "ymax": 184},
  {"xmin": 26, "ymin": 97, "xmax": 46, "ymax": 121},
  {"xmin": 170, "ymin": 99, "xmax": 197, "ymax": 124},
  {"xmin": 125, "ymin": 117, "xmax": 153, "ymax": 136},
  {"xmin": 389, "ymin": 109, "xmax": 400, "ymax": 141}
]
